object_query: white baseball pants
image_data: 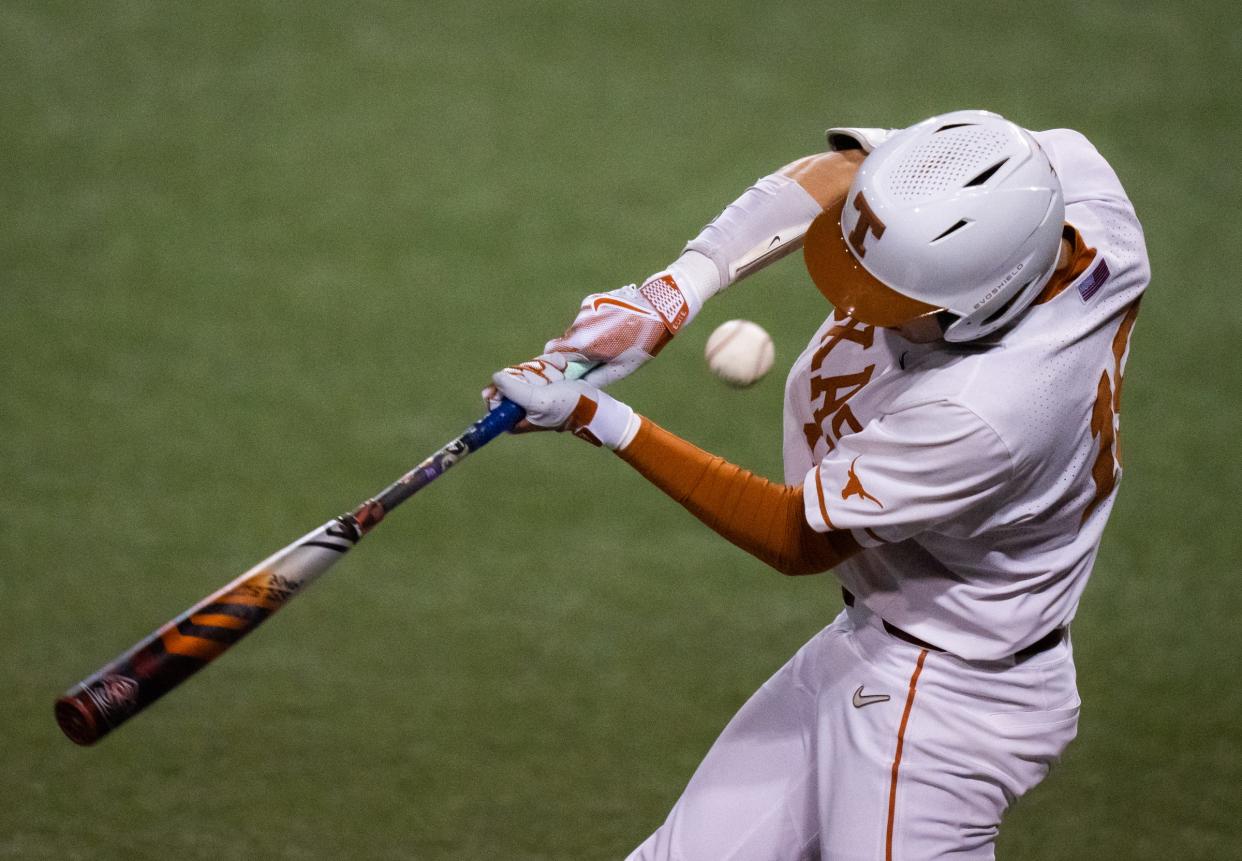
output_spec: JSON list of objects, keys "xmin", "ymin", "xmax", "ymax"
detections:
[{"xmin": 628, "ymin": 603, "xmax": 1080, "ymax": 860}]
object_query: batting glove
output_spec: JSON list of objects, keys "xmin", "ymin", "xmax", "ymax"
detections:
[
  {"xmin": 545, "ymin": 276, "xmax": 690, "ymax": 387},
  {"xmin": 480, "ymin": 273, "xmax": 690, "ymax": 417},
  {"xmin": 481, "ymin": 354, "xmax": 578, "ymax": 432},
  {"xmin": 490, "ymin": 357, "xmax": 640, "ymax": 450}
]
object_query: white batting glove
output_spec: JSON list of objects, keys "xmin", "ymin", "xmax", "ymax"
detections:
[
  {"xmin": 491, "ymin": 360, "xmax": 640, "ymax": 450},
  {"xmin": 480, "ymin": 273, "xmax": 690, "ymax": 418},
  {"xmin": 481, "ymin": 354, "xmax": 576, "ymax": 432},
  {"xmin": 544, "ymin": 274, "xmax": 691, "ymax": 387}
]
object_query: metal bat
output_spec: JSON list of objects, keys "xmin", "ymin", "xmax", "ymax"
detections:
[{"xmin": 55, "ymin": 398, "xmax": 527, "ymax": 745}]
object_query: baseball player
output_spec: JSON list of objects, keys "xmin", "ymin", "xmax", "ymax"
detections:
[{"xmin": 486, "ymin": 110, "xmax": 1148, "ymax": 859}]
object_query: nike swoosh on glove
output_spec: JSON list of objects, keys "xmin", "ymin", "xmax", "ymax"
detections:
[
  {"xmin": 543, "ymin": 275, "xmax": 689, "ymax": 387},
  {"xmin": 491, "ymin": 360, "xmax": 640, "ymax": 450}
]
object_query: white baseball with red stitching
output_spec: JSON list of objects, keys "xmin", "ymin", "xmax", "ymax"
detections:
[{"xmin": 705, "ymin": 319, "xmax": 775, "ymax": 387}]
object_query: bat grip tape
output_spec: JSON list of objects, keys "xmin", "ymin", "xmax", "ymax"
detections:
[
  {"xmin": 473, "ymin": 359, "xmax": 595, "ymax": 447},
  {"xmin": 472, "ymin": 399, "xmax": 525, "ymax": 447}
]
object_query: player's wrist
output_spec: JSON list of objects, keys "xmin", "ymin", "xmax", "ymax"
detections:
[
  {"xmin": 660, "ymin": 251, "xmax": 720, "ymax": 326},
  {"xmin": 567, "ymin": 389, "xmax": 638, "ymax": 450},
  {"xmin": 611, "ymin": 402, "xmax": 642, "ymax": 451},
  {"xmin": 637, "ymin": 270, "xmax": 692, "ymax": 335}
]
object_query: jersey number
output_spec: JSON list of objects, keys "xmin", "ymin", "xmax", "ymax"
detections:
[{"xmin": 1083, "ymin": 300, "xmax": 1141, "ymax": 523}]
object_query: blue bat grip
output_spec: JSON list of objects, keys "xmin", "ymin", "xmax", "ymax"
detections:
[
  {"xmin": 468, "ymin": 398, "xmax": 526, "ymax": 449},
  {"xmin": 469, "ymin": 360, "xmax": 592, "ymax": 450}
]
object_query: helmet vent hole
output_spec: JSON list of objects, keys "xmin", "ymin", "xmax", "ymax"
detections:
[
  {"xmin": 965, "ymin": 158, "xmax": 1010, "ymax": 187},
  {"xmin": 931, "ymin": 219, "xmax": 972, "ymax": 242},
  {"xmin": 885, "ymin": 127, "xmax": 1010, "ymax": 202}
]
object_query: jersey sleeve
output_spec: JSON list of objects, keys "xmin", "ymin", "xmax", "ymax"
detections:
[
  {"xmin": 802, "ymin": 400, "xmax": 1013, "ymax": 546},
  {"xmin": 824, "ymin": 126, "xmax": 896, "ymax": 152},
  {"xmin": 1031, "ymin": 129, "xmax": 1130, "ymax": 205}
]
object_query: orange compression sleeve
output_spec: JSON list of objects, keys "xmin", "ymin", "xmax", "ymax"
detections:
[{"xmin": 616, "ymin": 417, "xmax": 860, "ymax": 576}]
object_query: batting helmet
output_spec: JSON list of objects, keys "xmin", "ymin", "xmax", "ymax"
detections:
[{"xmin": 804, "ymin": 110, "xmax": 1065, "ymax": 342}]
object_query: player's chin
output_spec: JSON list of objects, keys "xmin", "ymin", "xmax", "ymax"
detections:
[{"xmin": 892, "ymin": 316, "xmax": 946, "ymax": 343}]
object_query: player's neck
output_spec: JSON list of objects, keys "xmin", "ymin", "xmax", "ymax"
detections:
[
  {"xmin": 896, "ymin": 314, "xmax": 946, "ymax": 343},
  {"xmin": 1054, "ymin": 237, "xmax": 1073, "ymax": 274}
]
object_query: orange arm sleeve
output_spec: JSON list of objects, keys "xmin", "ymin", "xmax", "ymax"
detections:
[{"xmin": 616, "ymin": 417, "xmax": 860, "ymax": 576}]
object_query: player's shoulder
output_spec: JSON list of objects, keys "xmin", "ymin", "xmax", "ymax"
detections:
[
  {"xmin": 860, "ymin": 382, "xmax": 1019, "ymax": 477},
  {"xmin": 1033, "ymin": 128, "xmax": 1149, "ymax": 290},
  {"xmin": 883, "ymin": 343, "xmax": 1071, "ymax": 469},
  {"xmin": 1030, "ymin": 128, "xmax": 1132, "ymax": 206},
  {"xmin": 884, "ymin": 350, "xmax": 1013, "ymax": 440}
]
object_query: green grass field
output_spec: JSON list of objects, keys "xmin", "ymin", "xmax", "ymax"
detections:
[{"xmin": 3, "ymin": 1, "xmax": 1240, "ymax": 857}]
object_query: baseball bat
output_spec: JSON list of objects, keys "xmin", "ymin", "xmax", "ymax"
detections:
[{"xmin": 55, "ymin": 397, "xmax": 528, "ymax": 746}]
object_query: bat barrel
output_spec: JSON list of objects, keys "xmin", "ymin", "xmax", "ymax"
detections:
[
  {"xmin": 54, "ymin": 517, "xmax": 359, "ymax": 745},
  {"xmin": 51, "ymin": 611, "xmax": 223, "ymax": 743},
  {"xmin": 54, "ymin": 397, "xmax": 538, "ymax": 746},
  {"xmin": 54, "ymin": 631, "xmax": 229, "ymax": 745}
]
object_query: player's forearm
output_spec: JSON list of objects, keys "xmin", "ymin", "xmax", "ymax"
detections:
[
  {"xmin": 779, "ymin": 149, "xmax": 865, "ymax": 208},
  {"xmin": 673, "ymin": 150, "xmax": 862, "ymax": 320},
  {"xmin": 616, "ymin": 417, "xmax": 858, "ymax": 576},
  {"xmin": 525, "ymin": 153, "xmax": 861, "ymax": 392},
  {"xmin": 681, "ymin": 173, "xmax": 821, "ymax": 306}
]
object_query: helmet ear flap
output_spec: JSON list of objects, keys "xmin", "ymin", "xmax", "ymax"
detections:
[
  {"xmin": 982, "ymin": 282, "xmax": 1033, "ymax": 326},
  {"xmin": 942, "ymin": 282, "xmax": 1033, "ymax": 341},
  {"xmin": 942, "ymin": 252, "xmax": 1061, "ymax": 342}
]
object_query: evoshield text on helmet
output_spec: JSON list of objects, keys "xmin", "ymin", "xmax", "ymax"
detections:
[{"xmin": 804, "ymin": 110, "xmax": 1066, "ymax": 341}]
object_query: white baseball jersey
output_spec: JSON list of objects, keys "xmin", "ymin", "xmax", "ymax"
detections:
[
  {"xmin": 783, "ymin": 128, "xmax": 1149, "ymax": 660},
  {"xmin": 629, "ymin": 125, "xmax": 1148, "ymax": 861}
]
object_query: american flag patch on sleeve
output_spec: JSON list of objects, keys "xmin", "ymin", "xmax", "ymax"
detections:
[{"xmin": 1078, "ymin": 258, "xmax": 1110, "ymax": 302}]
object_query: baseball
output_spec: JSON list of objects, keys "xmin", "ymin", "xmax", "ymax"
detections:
[{"xmin": 705, "ymin": 319, "xmax": 775, "ymax": 387}]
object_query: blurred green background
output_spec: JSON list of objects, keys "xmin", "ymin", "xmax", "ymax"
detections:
[{"xmin": 3, "ymin": 1, "xmax": 1239, "ymax": 857}]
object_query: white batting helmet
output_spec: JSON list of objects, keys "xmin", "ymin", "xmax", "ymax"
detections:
[{"xmin": 804, "ymin": 110, "xmax": 1065, "ymax": 341}]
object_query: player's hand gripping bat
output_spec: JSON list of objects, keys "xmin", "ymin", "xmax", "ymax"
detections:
[{"xmin": 55, "ymin": 395, "xmax": 532, "ymax": 746}]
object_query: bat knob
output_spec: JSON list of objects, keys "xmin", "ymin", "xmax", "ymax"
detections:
[{"xmin": 55, "ymin": 695, "xmax": 102, "ymax": 746}]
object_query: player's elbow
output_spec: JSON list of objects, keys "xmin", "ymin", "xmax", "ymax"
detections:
[
  {"xmin": 767, "ymin": 555, "xmax": 832, "ymax": 578},
  {"xmin": 772, "ymin": 527, "xmax": 862, "ymax": 577}
]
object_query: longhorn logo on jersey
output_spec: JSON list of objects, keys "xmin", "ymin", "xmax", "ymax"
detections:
[{"xmin": 842, "ymin": 456, "xmax": 883, "ymax": 508}]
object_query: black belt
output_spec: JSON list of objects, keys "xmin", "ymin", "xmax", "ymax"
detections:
[{"xmin": 842, "ymin": 589, "xmax": 1065, "ymax": 662}]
